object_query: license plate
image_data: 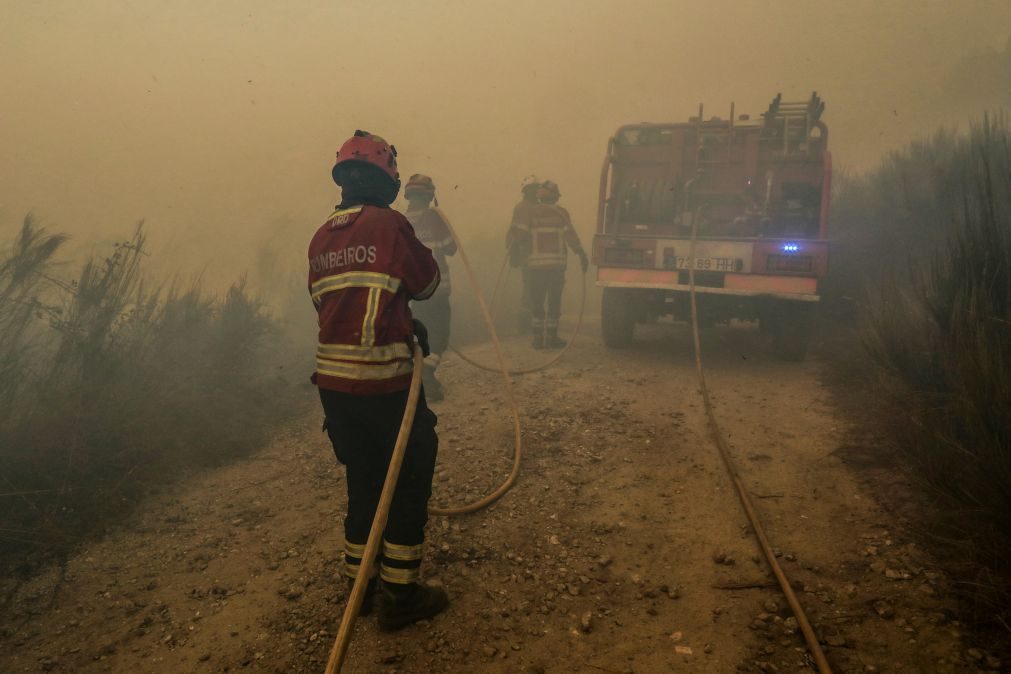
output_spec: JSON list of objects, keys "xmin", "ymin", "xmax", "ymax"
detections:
[{"xmin": 676, "ymin": 256, "xmax": 737, "ymax": 272}]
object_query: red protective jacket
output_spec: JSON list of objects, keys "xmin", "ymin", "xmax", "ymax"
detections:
[
  {"xmin": 404, "ymin": 205, "xmax": 456, "ymax": 295},
  {"xmin": 308, "ymin": 204, "xmax": 440, "ymax": 394},
  {"xmin": 508, "ymin": 203, "xmax": 585, "ymax": 270},
  {"xmin": 505, "ymin": 199, "xmax": 538, "ymax": 267}
]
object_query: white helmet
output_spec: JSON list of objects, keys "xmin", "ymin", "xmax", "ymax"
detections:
[{"xmin": 520, "ymin": 174, "xmax": 541, "ymax": 194}]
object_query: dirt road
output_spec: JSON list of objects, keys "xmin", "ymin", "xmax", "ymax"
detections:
[{"xmin": 0, "ymin": 321, "xmax": 991, "ymax": 673}]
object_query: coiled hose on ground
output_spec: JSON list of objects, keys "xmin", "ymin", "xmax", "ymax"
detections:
[
  {"xmin": 448, "ymin": 251, "xmax": 587, "ymax": 376},
  {"xmin": 427, "ymin": 209, "xmax": 526, "ymax": 515},
  {"xmin": 686, "ymin": 217, "xmax": 833, "ymax": 674}
]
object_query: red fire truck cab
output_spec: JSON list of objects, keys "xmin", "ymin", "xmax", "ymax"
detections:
[{"xmin": 592, "ymin": 93, "xmax": 831, "ymax": 359}]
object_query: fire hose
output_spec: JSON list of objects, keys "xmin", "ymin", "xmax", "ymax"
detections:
[
  {"xmin": 427, "ymin": 208, "xmax": 524, "ymax": 516},
  {"xmin": 325, "ymin": 208, "xmax": 835, "ymax": 672},
  {"xmin": 325, "ymin": 212, "xmax": 835, "ymax": 671},
  {"xmin": 687, "ymin": 219, "xmax": 834, "ymax": 674},
  {"xmin": 448, "ymin": 251, "xmax": 588, "ymax": 376},
  {"xmin": 324, "ymin": 346, "xmax": 424, "ymax": 674}
]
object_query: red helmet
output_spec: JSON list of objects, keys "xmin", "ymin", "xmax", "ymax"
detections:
[
  {"xmin": 404, "ymin": 174, "xmax": 436, "ymax": 196},
  {"xmin": 332, "ymin": 130, "xmax": 399, "ymax": 185}
]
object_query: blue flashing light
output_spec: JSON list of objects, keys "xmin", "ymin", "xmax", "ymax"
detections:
[{"xmin": 782, "ymin": 243, "xmax": 800, "ymax": 253}]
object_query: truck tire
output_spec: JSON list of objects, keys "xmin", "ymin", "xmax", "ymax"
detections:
[
  {"xmin": 769, "ymin": 302, "xmax": 814, "ymax": 361},
  {"xmin": 601, "ymin": 287, "xmax": 635, "ymax": 348}
]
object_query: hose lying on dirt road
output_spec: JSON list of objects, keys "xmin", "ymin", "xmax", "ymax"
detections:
[
  {"xmin": 686, "ymin": 223, "xmax": 834, "ymax": 674},
  {"xmin": 328, "ymin": 211, "xmax": 833, "ymax": 671},
  {"xmin": 324, "ymin": 346, "xmax": 425, "ymax": 674},
  {"xmin": 448, "ymin": 248, "xmax": 588, "ymax": 375}
]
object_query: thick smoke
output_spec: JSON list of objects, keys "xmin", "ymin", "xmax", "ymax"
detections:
[{"xmin": 1, "ymin": 1, "xmax": 1008, "ymax": 284}]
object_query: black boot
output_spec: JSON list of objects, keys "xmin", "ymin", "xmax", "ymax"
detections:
[
  {"xmin": 346, "ymin": 576, "xmax": 377, "ymax": 617},
  {"xmin": 531, "ymin": 330, "xmax": 545, "ymax": 349},
  {"xmin": 377, "ymin": 581, "xmax": 449, "ymax": 631},
  {"xmin": 544, "ymin": 326, "xmax": 566, "ymax": 349}
]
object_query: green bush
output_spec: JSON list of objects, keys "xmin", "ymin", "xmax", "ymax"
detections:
[{"xmin": 0, "ymin": 219, "xmax": 302, "ymax": 565}]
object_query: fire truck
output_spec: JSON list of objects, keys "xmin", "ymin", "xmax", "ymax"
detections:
[{"xmin": 592, "ymin": 93, "xmax": 830, "ymax": 359}]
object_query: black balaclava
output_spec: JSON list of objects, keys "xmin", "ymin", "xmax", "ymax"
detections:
[
  {"xmin": 335, "ymin": 164, "xmax": 401, "ymax": 208},
  {"xmin": 405, "ymin": 191, "xmax": 435, "ymax": 209}
]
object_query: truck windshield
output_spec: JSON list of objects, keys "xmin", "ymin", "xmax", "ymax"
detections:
[{"xmin": 612, "ymin": 179, "xmax": 822, "ymax": 238}]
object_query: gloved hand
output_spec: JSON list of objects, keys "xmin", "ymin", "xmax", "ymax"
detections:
[
  {"xmin": 578, "ymin": 250, "xmax": 589, "ymax": 273},
  {"xmin": 509, "ymin": 241, "xmax": 529, "ymax": 268},
  {"xmin": 412, "ymin": 319, "xmax": 431, "ymax": 357}
]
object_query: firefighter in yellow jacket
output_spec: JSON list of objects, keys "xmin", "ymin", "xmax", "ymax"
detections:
[{"xmin": 509, "ymin": 180, "xmax": 589, "ymax": 348}]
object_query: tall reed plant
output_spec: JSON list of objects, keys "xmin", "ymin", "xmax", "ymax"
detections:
[{"xmin": 842, "ymin": 114, "xmax": 1011, "ymax": 629}]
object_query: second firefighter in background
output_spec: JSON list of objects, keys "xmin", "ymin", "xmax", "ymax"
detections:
[
  {"xmin": 403, "ymin": 174, "xmax": 456, "ymax": 401},
  {"xmin": 508, "ymin": 180, "xmax": 589, "ymax": 348}
]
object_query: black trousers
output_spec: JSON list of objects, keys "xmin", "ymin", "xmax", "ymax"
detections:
[
  {"xmin": 519, "ymin": 266, "xmax": 530, "ymax": 310},
  {"xmin": 411, "ymin": 292, "xmax": 451, "ymax": 357},
  {"xmin": 528, "ymin": 267, "xmax": 565, "ymax": 328},
  {"xmin": 319, "ymin": 386, "xmax": 438, "ymax": 583},
  {"xmin": 516, "ymin": 266, "xmax": 532, "ymax": 333}
]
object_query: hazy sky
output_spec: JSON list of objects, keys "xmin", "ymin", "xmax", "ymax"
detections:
[{"xmin": 2, "ymin": 0, "xmax": 1009, "ymax": 282}]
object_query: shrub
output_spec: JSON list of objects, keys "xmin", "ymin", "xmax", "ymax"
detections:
[
  {"xmin": 0, "ymin": 220, "xmax": 303, "ymax": 566},
  {"xmin": 838, "ymin": 114, "xmax": 1011, "ymax": 629}
]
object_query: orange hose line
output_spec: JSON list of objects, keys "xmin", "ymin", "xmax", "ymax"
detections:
[
  {"xmin": 325, "ymin": 347, "xmax": 425, "ymax": 674},
  {"xmin": 448, "ymin": 263, "xmax": 586, "ymax": 376},
  {"xmin": 427, "ymin": 209, "xmax": 524, "ymax": 516},
  {"xmin": 687, "ymin": 222, "xmax": 834, "ymax": 674}
]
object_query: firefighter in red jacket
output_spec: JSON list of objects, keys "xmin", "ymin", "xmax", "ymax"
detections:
[
  {"xmin": 403, "ymin": 174, "xmax": 456, "ymax": 401},
  {"xmin": 308, "ymin": 130, "xmax": 449, "ymax": 630},
  {"xmin": 509, "ymin": 180, "xmax": 589, "ymax": 348}
]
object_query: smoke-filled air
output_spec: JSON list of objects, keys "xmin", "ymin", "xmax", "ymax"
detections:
[{"xmin": 1, "ymin": 2, "xmax": 1009, "ymax": 673}]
